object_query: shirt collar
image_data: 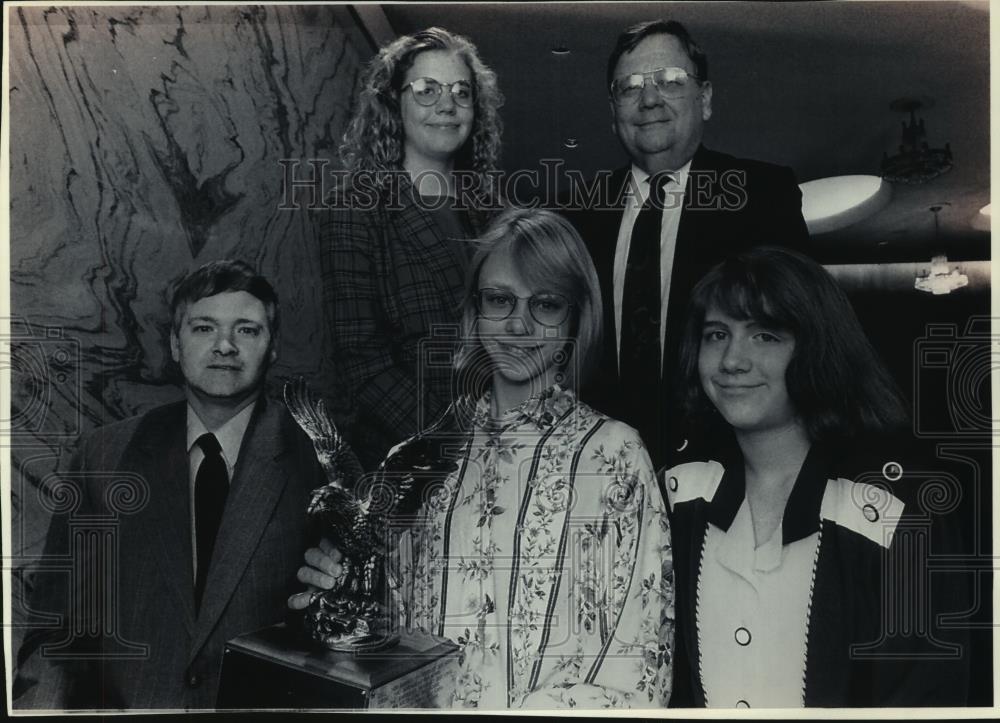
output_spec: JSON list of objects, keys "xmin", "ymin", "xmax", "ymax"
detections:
[
  {"xmin": 707, "ymin": 441, "xmax": 833, "ymax": 545},
  {"xmin": 186, "ymin": 400, "xmax": 257, "ymax": 470},
  {"xmin": 628, "ymin": 159, "xmax": 693, "ymax": 204},
  {"xmin": 472, "ymin": 384, "xmax": 577, "ymax": 432}
]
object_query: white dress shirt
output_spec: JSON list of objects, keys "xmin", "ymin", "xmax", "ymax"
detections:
[
  {"xmin": 697, "ymin": 498, "xmax": 819, "ymax": 708},
  {"xmin": 186, "ymin": 401, "xmax": 256, "ymax": 580},
  {"xmin": 613, "ymin": 161, "xmax": 692, "ymax": 371}
]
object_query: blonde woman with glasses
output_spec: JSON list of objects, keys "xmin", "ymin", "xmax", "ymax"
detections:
[{"xmin": 295, "ymin": 208, "xmax": 673, "ymax": 709}]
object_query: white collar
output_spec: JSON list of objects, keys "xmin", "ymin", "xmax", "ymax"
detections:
[
  {"xmin": 628, "ymin": 159, "xmax": 693, "ymax": 203},
  {"xmin": 186, "ymin": 400, "xmax": 256, "ymax": 468}
]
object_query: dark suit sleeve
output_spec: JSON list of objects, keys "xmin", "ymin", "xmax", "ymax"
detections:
[
  {"xmin": 753, "ymin": 163, "xmax": 810, "ymax": 247},
  {"xmin": 866, "ymin": 494, "xmax": 971, "ymax": 705},
  {"xmin": 318, "ymin": 205, "xmax": 447, "ymax": 462},
  {"xmin": 14, "ymin": 439, "xmax": 104, "ymax": 709},
  {"xmin": 836, "ymin": 443, "xmax": 972, "ymax": 706}
]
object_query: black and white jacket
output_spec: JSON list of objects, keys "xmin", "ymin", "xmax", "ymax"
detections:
[{"xmin": 664, "ymin": 441, "xmax": 970, "ymax": 708}]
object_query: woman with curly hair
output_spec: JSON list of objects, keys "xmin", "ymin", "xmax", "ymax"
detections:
[
  {"xmin": 320, "ymin": 27, "xmax": 504, "ymax": 470},
  {"xmin": 665, "ymin": 247, "xmax": 969, "ymax": 707},
  {"xmin": 294, "ymin": 209, "xmax": 674, "ymax": 709}
]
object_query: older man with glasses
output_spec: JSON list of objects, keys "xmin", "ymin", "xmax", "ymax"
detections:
[{"xmin": 568, "ymin": 19, "xmax": 810, "ymax": 473}]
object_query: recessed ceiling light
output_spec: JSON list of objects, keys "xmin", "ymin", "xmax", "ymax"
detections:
[
  {"xmin": 551, "ymin": 46, "xmax": 571, "ymax": 55},
  {"xmin": 563, "ymin": 138, "xmax": 578, "ymax": 149},
  {"xmin": 798, "ymin": 175, "xmax": 892, "ymax": 235}
]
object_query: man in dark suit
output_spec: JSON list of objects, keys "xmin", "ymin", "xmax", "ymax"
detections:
[
  {"xmin": 569, "ymin": 20, "xmax": 809, "ymax": 470},
  {"xmin": 14, "ymin": 260, "xmax": 328, "ymax": 709}
]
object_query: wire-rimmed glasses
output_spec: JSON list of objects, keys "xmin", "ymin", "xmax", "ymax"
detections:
[
  {"xmin": 404, "ymin": 77, "xmax": 475, "ymax": 108},
  {"xmin": 610, "ymin": 66, "xmax": 701, "ymax": 105},
  {"xmin": 475, "ymin": 288, "xmax": 574, "ymax": 327}
]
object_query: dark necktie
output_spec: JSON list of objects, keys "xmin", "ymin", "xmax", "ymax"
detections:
[
  {"xmin": 617, "ymin": 173, "xmax": 673, "ymax": 469},
  {"xmin": 620, "ymin": 174, "xmax": 671, "ymax": 390},
  {"xmin": 194, "ymin": 433, "xmax": 228, "ymax": 612}
]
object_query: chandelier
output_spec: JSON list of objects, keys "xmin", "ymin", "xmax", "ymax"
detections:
[
  {"xmin": 881, "ymin": 98, "xmax": 952, "ymax": 184},
  {"xmin": 914, "ymin": 205, "xmax": 967, "ymax": 296}
]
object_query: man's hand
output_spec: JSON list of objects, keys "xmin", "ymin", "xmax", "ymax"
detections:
[{"xmin": 287, "ymin": 537, "xmax": 344, "ymax": 610}]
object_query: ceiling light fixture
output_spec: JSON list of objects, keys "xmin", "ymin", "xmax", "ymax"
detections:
[
  {"xmin": 798, "ymin": 175, "xmax": 892, "ymax": 235},
  {"xmin": 915, "ymin": 255, "xmax": 968, "ymax": 295},
  {"xmin": 914, "ymin": 205, "xmax": 967, "ymax": 295},
  {"xmin": 881, "ymin": 98, "xmax": 953, "ymax": 184}
]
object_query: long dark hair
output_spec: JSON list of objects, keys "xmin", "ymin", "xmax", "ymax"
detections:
[{"xmin": 676, "ymin": 247, "xmax": 910, "ymax": 442}]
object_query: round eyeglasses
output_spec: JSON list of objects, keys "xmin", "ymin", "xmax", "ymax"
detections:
[
  {"xmin": 404, "ymin": 77, "xmax": 475, "ymax": 108},
  {"xmin": 610, "ymin": 66, "xmax": 701, "ymax": 105},
  {"xmin": 475, "ymin": 289, "xmax": 574, "ymax": 327}
]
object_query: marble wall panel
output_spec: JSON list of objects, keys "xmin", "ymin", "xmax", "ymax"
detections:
[{"xmin": 7, "ymin": 4, "xmax": 369, "ymax": 624}]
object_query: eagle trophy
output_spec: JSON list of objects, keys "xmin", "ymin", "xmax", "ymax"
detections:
[
  {"xmin": 285, "ymin": 379, "xmax": 470, "ymax": 652},
  {"xmin": 284, "ymin": 378, "xmax": 399, "ymax": 652}
]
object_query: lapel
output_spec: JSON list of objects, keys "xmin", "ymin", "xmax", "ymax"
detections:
[
  {"xmin": 661, "ymin": 145, "xmax": 724, "ymax": 381},
  {"xmin": 593, "ymin": 166, "xmax": 632, "ymax": 286},
  {"xmin": 465, "ymin": 186, "xmax": 501, "ymax": 237},
  {"xmin": 676, "ymin": 144, "xmax": 753, "ymax": 263},
  {"xmin": 687, "ymin": 515, "xmax": 710, "ymax": 707},
  {"xmin": 128, "ymin": 401, "xmax": 197, "ymax": 635},
  {"xmin": 703, "ymin": 440, "xmax": 830, "ymax": 543},
  {"xmin": 189, "ymin": 396, "xmax": 291, "ymax": 658},
  {"xmin": 591, "ymin": 167, "xmax": 632, "ymax": 374},
  {"xmin": 676, "ymin": 144, "xmax": 715, "ymax": 250},
  {"xmin": 386, "ymin": 177, "xmax": 468, "ymax": 318}
]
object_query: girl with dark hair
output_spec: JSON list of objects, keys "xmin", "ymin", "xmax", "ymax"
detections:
[
  {"xmin": 674, "ymin": 246, "xmax": 909, "ymax": 443},
  {"xmin": 665, "ymin": 247, "xmax": 968, "ymax": 708},
  {"xmin": 295, "ymin": 209, "xmax": 674, "ymax": 709},
  {"xmin": 320, "ymin": 27, "xmax": 504, "ymax": 470}
]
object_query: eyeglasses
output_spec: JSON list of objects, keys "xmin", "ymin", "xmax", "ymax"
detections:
[
  {"xmin": 610, "ymin": 66, "xmax": 701, "ymax": 105},
  {"xmin": 475, "ymin": 288, "xmax": 574, "ymax": 327},
  {"xmin": 404, "ymin": 77, "xmax": 475, "ymax": 108}
]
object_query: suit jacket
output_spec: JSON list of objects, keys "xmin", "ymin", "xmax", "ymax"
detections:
[
  {"xmin": 567, "ymin": 145, "xmax": 809, "ymax": 469},
  {"xmin": 318, "ymin": 174, "xmax": 496, "ymax": 470},
  {"xmin": 14, "ymin": 395, "xmax": 325, "ymax": 709}
]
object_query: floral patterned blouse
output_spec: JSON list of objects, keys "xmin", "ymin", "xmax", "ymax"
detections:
[{"xmin": 392, "ymin": 386, "xmax": 674, "ymax": 709}]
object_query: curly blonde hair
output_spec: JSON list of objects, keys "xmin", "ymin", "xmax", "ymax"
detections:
[{"xmin": 340, "ymin": 27, "xmax": 503, "ymax": 183}]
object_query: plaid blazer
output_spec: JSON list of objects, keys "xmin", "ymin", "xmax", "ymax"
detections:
[{"xmin": 318, "ymin": 174, "xmax": 496, "ymax": 470}]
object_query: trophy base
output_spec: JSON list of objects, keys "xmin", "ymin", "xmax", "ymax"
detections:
[
  {"xmin": 303, "ymin": 595, "xmax": 399, "ymax": 653},
  {"xmin": 318, "ymin": 632, "xmax": 401, "ymax": 654},
  {"xmin": 219, "ymin": 623, "xmax": 458, "ymax": 709},
  {"xmin": 302, "ymin": 597, "xmax": 399, "ymax": 653}
]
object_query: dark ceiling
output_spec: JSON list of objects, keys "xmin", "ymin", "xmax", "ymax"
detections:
[{"xmin": 376, "ymin": 1, "xmax": 989, "ymax": 263}]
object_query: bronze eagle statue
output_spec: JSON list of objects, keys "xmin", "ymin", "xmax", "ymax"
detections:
[{"xmin": 283, "ymin": 378, "xmax": 466, "ymax": 651}]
